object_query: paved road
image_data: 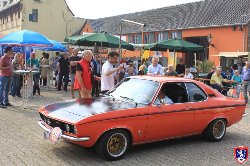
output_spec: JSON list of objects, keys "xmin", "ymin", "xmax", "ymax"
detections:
[{"xmin": 0, "ymin": 89, "xmax": 249, "ymax": 166}]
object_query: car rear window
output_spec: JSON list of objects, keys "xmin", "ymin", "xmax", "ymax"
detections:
[{"xmin": 185, "ymin": 83, "xmax": 207, "ymax": 102}]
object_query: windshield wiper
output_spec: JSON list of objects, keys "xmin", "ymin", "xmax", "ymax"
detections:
[
  {"xmin": 103, "ymin": 94, "xmax": 115, "ymax": 101},
  {"xmin": 120, "ymin": 96, "xmax": 138, "ymax": 107}
]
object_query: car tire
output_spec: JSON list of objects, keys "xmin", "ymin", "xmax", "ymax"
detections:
[
  {"xmin": 96, "ymin": 129, "xmax": 131, "ymax": 161},
  {"xmin": 204, "ymin": 119, "xmax": 227, "ymax": 142}
]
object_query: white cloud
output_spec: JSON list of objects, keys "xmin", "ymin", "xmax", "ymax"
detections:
[{"xmin": 66, "ymin": 0, "xmax": 203, "ymax": 19}]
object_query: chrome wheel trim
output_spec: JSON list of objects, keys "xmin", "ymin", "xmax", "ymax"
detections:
[
  {"xmin": 106, "ymin": 133, "xmax": 128, "ymax": 158},
  {"xmin": 212, "ymin": 120, "xmax": 226, "ymax": 139}
]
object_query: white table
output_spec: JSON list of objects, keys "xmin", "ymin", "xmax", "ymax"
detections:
[{"xmin": 14, "ymin": 70, "xmax": 40, "ymax": 107}]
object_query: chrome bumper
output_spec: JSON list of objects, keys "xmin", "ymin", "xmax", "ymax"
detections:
[
  {"xmin": 242, "ymin": 113, "xmax": 247, "ymax": 117},
  {"xmin": 37, "ymin": 120, "xmax": 90, "ymax": 142}
]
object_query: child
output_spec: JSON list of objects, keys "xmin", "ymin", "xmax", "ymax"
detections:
[{"xmin": 231, "ymin": 70, "xmax": 242, "ymax": 97}]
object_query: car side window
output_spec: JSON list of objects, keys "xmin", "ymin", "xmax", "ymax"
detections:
[
  {"xmin": 185, "ymin": 83, "xmax": 207, "ymax": 102},
  {"xmin": 154, "ymin": 82, "xmax": 189, "ymax": 105}
]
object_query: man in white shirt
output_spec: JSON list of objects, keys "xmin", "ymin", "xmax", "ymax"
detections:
[
  {"xmin": 184, "ymin": 68, "xmax": 194, "ymax": 79},
  {"xmin": 147, "ymin": 57, "xmax": 163, "ymax": 76},
  {"xmin": 154, "ymin": 89, "xmax": 173, "ymax": 105},
  {"xmin": 101, "ymin": 51, "xmax": 123, "ymax": 93}
]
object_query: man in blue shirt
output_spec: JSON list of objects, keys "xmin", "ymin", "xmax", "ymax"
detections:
[
  {"xmin": 27, "ymin": 52, "xmax": 40, "ymax": 96},
  {"xmin": 147, "ymin": 57, "xmax": 163, "ymax": 76},
  {"xmin": 241, "ymin": 62, "xmax": 250, "ymax": 102}
]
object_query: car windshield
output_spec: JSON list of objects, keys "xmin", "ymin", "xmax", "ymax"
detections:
[{"xmin": 107, "ymin": 78, "xmax": 159, "ymax": 104}]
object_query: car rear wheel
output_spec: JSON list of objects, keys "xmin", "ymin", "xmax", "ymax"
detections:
[
  {"xmin": 204, "ymin": 119, "xmax": 226, "ymax": 142},
  {"xmin": 96, "ymin": 129, "xmax": 130, "ymax": 161}
]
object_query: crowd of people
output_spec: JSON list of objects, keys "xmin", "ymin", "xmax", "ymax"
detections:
[
  {"xmin": 1, "ymin": 46, "xmax": 250, "ymax": 108},
  {"xmin": 205, "ymin": 64, "xmax": 250, "ymax": 102},
  {"xmin": 0, "ymin": 47, "xmax": 62, "ymax": 107}
]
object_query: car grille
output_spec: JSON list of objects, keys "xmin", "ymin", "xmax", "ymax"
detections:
[{"xmin": 40, "ymin": 113, "xmax": 76, "ymax": 134}]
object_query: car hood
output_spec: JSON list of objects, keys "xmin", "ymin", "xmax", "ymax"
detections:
[{"xmin": 41, "ymin": 98, "xmax": 137, "ymax": 123}]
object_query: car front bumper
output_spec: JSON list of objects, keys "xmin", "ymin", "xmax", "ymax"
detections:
[{"xmin": 37, "ymin": 120, "xmax": 90, "ymax": 142}]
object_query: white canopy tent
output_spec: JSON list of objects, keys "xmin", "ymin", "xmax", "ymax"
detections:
[
  {"xmin": 213, "ymin": 52, "xmax": 249, "ymax": 58},
  {"xmin": 212, "ymin": 52, "xmax": 249, "ymax": 68}
]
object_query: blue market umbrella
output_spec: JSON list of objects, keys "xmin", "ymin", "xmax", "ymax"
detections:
[
  {"xmin": 0, "ymin": 30, "xmax": 52, "ymax": 68},
  {"xmin": 0, "ymin": 30, "xmax": 52, "ymax": 46},
  {"xmin": 38, "ymin": 40, "xmax": 67, "ymax": 52}
]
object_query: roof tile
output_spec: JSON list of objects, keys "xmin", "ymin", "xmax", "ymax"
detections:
[{"xmin": 87, "ymin": 0, "xmax": 250, "ymax": 34}]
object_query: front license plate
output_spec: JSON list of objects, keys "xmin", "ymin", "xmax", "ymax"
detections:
[{"xmin": 49, "ymin": 127, "xmax": 62, "ymax": 142}]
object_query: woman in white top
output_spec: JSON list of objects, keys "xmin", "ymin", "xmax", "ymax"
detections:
[{"xmin": 184, "ymin": 68, "xmax": 194, "ymax": 79}]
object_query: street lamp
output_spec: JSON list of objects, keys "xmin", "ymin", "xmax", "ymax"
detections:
[{"xmin": 119, "ymin": 19, "xmax": 145, "ymax": 59}]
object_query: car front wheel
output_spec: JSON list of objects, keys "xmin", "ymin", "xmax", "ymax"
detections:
[
  {"xmin": 96, "ymin": 129, "xmax": 130, "ymax": 161},
  {"xmin": 204, "ymin": 119, "xmax": 227, "ymax": 142}
]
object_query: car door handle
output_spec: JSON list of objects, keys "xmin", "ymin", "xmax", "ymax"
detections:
[{"xmin": 185, "ymin": 106, "xmax": 193, "ymax": 111}]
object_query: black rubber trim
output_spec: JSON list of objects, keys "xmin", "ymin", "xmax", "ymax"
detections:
[{"xmin": 80, "ymin": 104, "xmax": 246, "ymax": 124}]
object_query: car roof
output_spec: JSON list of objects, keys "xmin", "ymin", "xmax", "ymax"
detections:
[{"xmin": 131, "ymin": 76, "xmax": 196, "ymax": 83}]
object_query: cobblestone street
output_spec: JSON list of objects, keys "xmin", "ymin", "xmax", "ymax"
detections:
[{"xmin": 0, "ymin": 89, "xmax": 249, "ymax": 166}]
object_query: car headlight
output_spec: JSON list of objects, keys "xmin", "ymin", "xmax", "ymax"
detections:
[
  {"xmin": 73, "ymin": 125, "xmax": 77, "ymax": 134},
  {"xmin": 65, "ymin": 124, "xmax": 70, "ymax": 132}
]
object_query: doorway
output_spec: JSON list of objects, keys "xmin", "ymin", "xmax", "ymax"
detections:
[{"xmin": 184, "ymin": 37, "xmax": 209, "ymax": 67}]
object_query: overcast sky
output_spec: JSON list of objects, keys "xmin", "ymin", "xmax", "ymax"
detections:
[{"xmin": 66, "ymin": 0, "xmax": 203, "ymax": 19}]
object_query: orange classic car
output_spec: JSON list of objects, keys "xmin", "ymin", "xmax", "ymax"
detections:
[{"xmin": 38, "ymin": 76, "xmax": 247, "ymax": 160}]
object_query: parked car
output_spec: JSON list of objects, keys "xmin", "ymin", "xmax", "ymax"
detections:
[{"xmin": 38, "ymin": 76, "xmax": 247, "ymax": 160}]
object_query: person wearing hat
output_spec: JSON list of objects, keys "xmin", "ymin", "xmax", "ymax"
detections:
[{"xmin": 138, "ymin": 65, "xmax": 146, "ymax": 75}]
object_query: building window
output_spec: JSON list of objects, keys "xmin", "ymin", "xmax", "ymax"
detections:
[
  {"xmin": 132, "ymin": 35, "xmax": 138, "ymax": 44},
  {"xmin": 177, "ymin": 31, "xmax": 182, "ymax": 39},
  {"xmin": 29, "ymin": 9, "xmax": 38, "ymax": 22},
  {"xmin": 32, "ymin": 9, "xmax": 38, "ymax": 22},
  {"xmin": 18, "ymin": 12, "xmax": 20, "ymax": 19},
  {"xmin": 156, "ymin": 33, "xmax": 163, "ymax": 42},
  {"xmin": 10, "ymin": 14, "xmax": 13, "ymax": 21},
  {"xmin": 144, "ymin": 34, "xmax": 149, "ymax": 44},
  {"xmin": 170, "ymin": 31, "xmax": 182, "ymax": 39},
  {"xmin": 172, "ymin": 32, "xmax": 178, "ymax": 39}
]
